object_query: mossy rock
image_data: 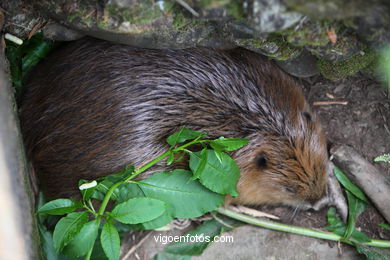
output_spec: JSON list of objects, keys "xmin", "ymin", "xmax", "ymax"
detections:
[
  {"xmin": 317, "ymin": 48, "xmax": 377, "ymax": 80},
  {"xmin": 282, "ymin": 20, "xmax": 331, "ymax": 47},
  {"xmin": 234, "ymin": 34, "xmax": 301, "ymax": 61}
]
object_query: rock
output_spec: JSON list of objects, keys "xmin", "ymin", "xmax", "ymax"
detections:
[
  {"xmin": 1, "ymin": 0, "xmax": 46, "ymax": 39},
  {"xmin": 285, "ymin": 0, "xmax": 390, "ymax": 49},
  {"xmin": 192, "ymin": 226, "xmax": 362, "ymax": 260},
  {"xmin": 43, "ymin": 23, "xmax": 85, "ymax": 41},
  {"xmin": 349, "ymin": 6, "xmax": 390, "ymax": 50},
  {"xmin": 245, "ymin": 0, "xmax": 302, "ymax": 33},
  {"xmin": 233, "ymin": 33, "xmax": 301, "ymax": 61},
  {"xmin": 0, "ymin": 36, "xmax": 42, "ymax": 260},
  {"xmin": 276, "ymin": 50, "xmax": 319, "ymax": 77}
]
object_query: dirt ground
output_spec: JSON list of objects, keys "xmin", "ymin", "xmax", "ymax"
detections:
[
  {"xmin": 124, "ymin": 74, "xmax": 390, "ymax": 259},
  {"xmin": 302, "ymin": 74, "xmax": 390, "ymax": 239}
]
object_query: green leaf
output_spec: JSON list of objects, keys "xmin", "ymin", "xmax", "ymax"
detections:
[
  {"xmin": 167, "ymin": 152, "xmax": 175, "ymax": 166},
  {"xmin": 210, "ymin": 137, "xmax": 249, "ymax": 151},
  {"xmin": 38, "ymin": 199, "xmax": 81, "ymax": 215},
  {"xmin": 326, "ymin": 208, "xmax": 371, "ymax": 243},
  {"xmin": 333, "ymin": 168, "xmax": 368, "ymax": 202},
  {"xmin": 21, "ymin": 35, "xmax": 54, "ymax": 78},
  {"xmin": 350, "ymin": 229, "xmax": 372, "ymax": 243},
  {"xmin": 379, "ymin": 223, "xmax": 390, "ymax": 231},
  {"xmin": 137, "ymin": 210, "xmax": 174, "ymax": 230},
  {"xmin": 165, "ymin": 217, "xmax": 238, "ymax": 256},
  {"xmin": 326, "ymin": 207, "xmax": 347, "ymax": 234},
  {"xmin": 62, "ymin": 220, "xmax": 100, "ymax": 257},
  {"xmin": 344, "ymin": 190, "xmax": 368, "ymax": 240},
  {"xmin": 111, "ymin": 197, "xmax": 166, "ymax": 224},
  {"xmin": 166, "ymin": 127, "xmax": 207, "ymax": 146},
  {"xmin": 138, "ymin": 170, "xmax": 224, "ymax": 218},
  {"xmin": 189, "ymin": 150, "xmax": 240, "ymax": 196},
  {"xmin": 105, "ymin": 165, "xmax": 135, "ymax": 183},
  {"xmin": 91, "ymin": 190, "xmax": 105, "ymax": 201},
  {"xmin": 90, "ymin": 236, "xmax": 111, "ymax": 260},
  {"xmin": 101, "ymin": 221, "xmax": 120, "ymax": 260},
  {"xmin": 116, "ymin": 183, "xmax": 173, "ymax": 230},
  {"xmin": 5, "ymin": 42, "xmax": 22, "ymax": 94},
  {"xmin": 95, "ymin": 179, "xmax": 119, "ymax": 200},
  {"xmin": 379, "ymin": 45, "xmax": 390, "ymax": 92},
  {"xmin": 192, "ymin": 148, "xmax": 208, "ymax": 180},
  {"xmin": 38, "ymin": 225, "xmax": 58, "ymax": 260},
  {"xmin": 116, "ymin": 183, "xmax": 145, "ymax": 203},
  {"xmin": 53, "ymin": 212, "xmax": 89, "ymax": 252}
]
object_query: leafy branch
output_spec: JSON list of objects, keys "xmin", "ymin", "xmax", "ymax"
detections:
[
  {"xmin": 38, "ymin": 127, "xmax": 248, "ymax": 260},
  {"xmin": 37, "ymin": 127, "xmax": 390, "ymax": 260}
]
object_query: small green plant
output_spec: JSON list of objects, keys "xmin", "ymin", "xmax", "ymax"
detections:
[
  {"xmin": 327, "ymin": 168, "xmax": 390, "ymax": 259},
  {"xmin": 38, "ymin": 129, "xmax": 390, "ymax": 260},
  {"xmin": 37, "ymin": 127, "xmax": 249, "ymax": 260},
  {"xmin": 378, "ymin": 45, "xmax": 390, "ymax": 92},
  {"xmin": 374, "ymin": 154, "xmax": 390, "ymax": 164},
  {"xmin": 5, "ymin": 32, "xmax": 55, "ymax": 98}
]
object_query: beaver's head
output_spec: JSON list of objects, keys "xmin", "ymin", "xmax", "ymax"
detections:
[{"xmin": 230, "ymin": 110, "xmax": 328, "ymax": 209}]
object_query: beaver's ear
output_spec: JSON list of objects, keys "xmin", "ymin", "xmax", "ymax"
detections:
[{"xmin": 255, "ymin": 153, "xmax": 267, "ymax": 169}]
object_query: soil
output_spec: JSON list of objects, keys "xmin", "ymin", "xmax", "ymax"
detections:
[{"xmin": 303, "ymin": 73, "xmax": 390, "ymax": 239}]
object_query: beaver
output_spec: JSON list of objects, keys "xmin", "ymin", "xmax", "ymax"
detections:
[{"xmin": 20, "ymin": 37, "xmax": 328, "ymax": 208}]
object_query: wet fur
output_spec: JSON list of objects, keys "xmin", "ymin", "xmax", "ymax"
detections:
[{"xmin": 20, "ymin": 37, "xmax": 328, "ymax": 207}]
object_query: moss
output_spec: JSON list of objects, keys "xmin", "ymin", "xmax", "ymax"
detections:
[
  {"xmin": 236, "ymin": 34, "xmax": 301, "ymax": 61},
  {"xmin": 197, "ymin": 0, "xmax": 244, "ymax": 19},
  {"xmin": 97, "ymin": 20, "xmax": 109, "ymax": 29},
  {"xmin": 172, "ymin": 9, "xmax": 201, "ymax": 32},
  {"xmin": 172, "ymin": 11, "xmax": 189, "ymax": 30},
  {"xmin": 317, "ymin": 47, "xmax": 377, "ymax": 80},
  {"xmin": 64, "ymin": 2, "xmax": 99, "ymax": 28},
  {"xmin": 267, "ymin": 34, "xmax": 301, "ymax": 60},
  {"xmin": 107, "ymin": 1, "xmax": 170, "ymax": 25},
  {"xmin": 226, "ymin": 0, "xmax": 245, "ymax": 19},
  {"xmin": 281, "ymin": 20, "xmax": 331, "ymax": 47},
  {"xmin": 67, "ymin": 12, "xmax": 82, "ymax": 24},
  {"xmin": 83, "ymin": 15, "xmax": 95, "ymax": 27},
  {"xmin": 199, "ymin": 0, "xmax": 230, "ymax": 9},
  {"xmin": 285, "ymin": 0, "xmax": 367, "ymax": 20}
]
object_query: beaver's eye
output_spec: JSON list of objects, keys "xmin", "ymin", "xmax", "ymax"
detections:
[
  {"xmin": 302, "ymin": 111, "xmax": 312, "ymax": 122},
  {"xmin": 255, "ymin": 153, "xmax": 267, "ymax": 169},
  {"xmin": 284, "ymin": 187, "xmax": 295, "ymax": 194}
]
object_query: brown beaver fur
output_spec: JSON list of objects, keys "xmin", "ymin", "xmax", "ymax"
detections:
[{"xmin": 20, "ymin": 37, "xmax": 328, "ymax": 208}]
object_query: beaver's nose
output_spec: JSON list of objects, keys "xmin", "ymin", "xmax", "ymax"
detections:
[{"xmin": 305, "ymin": 191, "xmax": 327, "ymax": 210}]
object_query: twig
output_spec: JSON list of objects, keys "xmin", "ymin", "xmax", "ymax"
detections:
[
  {"xmin": 175, "ymin": 0, "xmax": 199, "ymax": 17},
  {"xmin": 122, "ymin": 232, "xmax": 152, "ymax": 260},
  {"xmin": 313, "ymin": 101, "xmax": 348, "ymax": 106}
]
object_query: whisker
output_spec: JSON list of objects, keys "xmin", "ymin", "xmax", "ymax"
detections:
[{"xmin": 288, "ymin": 205, "xmax": 300, "ymax": 221}]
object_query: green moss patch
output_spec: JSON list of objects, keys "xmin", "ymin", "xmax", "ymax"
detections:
[{"xmin": 317, "ymin": 47, "xmax": 377, "ymax": 80}]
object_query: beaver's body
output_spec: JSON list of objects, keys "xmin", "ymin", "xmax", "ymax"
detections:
[{"xmin": 20, "ymin": 38, "xmax": 328, "ymax": 207}]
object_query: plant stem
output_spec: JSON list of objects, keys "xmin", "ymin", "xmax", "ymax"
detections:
[
  {"xmin": 84, "ymin": 219, "xmax": 102, "ymax": 260},
  {"xmin": 130, "ymin": 150, "xmax": 172, "ymax": 179},
  {"xmin": 98, "ymin": 181, "xmax": 123, "ymax": 215},
  {"xmin": 217, "ymin": 207, "xmax": 390, "ymax": 248},
  {"xmin": 85, "ymin": 245, "xmax": 94, "ymax": 260},
  {"xmin": 97, "ymin": 139, "xmax": 207, "ymax": 216}
]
